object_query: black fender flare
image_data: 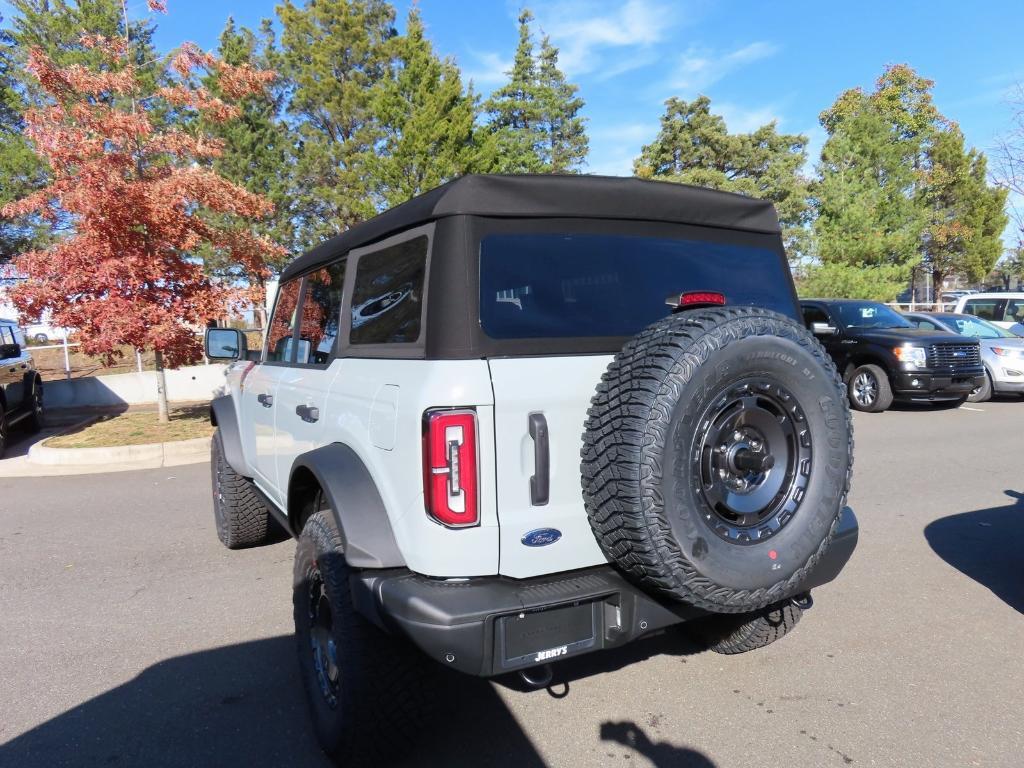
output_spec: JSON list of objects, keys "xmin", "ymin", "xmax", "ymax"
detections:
[
  {"xmin": 209, "ymin": 395, "xmax": 249, "ymax": 477},
  {"xmin": 288, "ymin": 443, "xmax": 406, "ymax": 569}
]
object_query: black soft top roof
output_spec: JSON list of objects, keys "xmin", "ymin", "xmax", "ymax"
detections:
[{"xmin": 279, "ymin": 174, "xmax": 781, "ymax": 281}]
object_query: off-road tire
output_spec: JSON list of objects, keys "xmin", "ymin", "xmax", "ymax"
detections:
[
  {"xmin": 210, "ymin": 427, "xmax": 276, "ymax": 549},
  {"xmin": 847, "ymin": 363, "xmax": 893, "ymax": 412},
  {"xmin": 294, "ymin": 511, "xmax": 431, "ymax": 767},
  {"xmin": 694, "ymin": 600, "xmax": 803, "ymax": 654},
  {"xmin": 581, "ymin": 307, "xmax": 853, "ymax": 614},
  {"xmin": 967, "ymin": 373, "xmax": 992, "ymax": 403}
]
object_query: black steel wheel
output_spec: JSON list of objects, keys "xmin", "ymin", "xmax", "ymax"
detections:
[
  {"xmin": 293, "ymin": 511, "xmax": 431, "ymax": 767},
  {"xmin": 695, "ymin": 380, "xmax": 812, "ymax": 544}
]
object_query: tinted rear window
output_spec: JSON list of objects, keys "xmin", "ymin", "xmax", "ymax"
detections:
[
  {"xmin": 479, "ymin": 233, "xmax": 796, "ymax": 339},
  {"xmin": 350, "ymin": 236, "xmax": 427, "ymax": 345}
]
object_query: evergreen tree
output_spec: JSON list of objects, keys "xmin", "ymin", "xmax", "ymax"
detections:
[
  {"xmin": 536, "ymin": 34, "xmax": 587, "ymax": 172},
  {"xmin": 813, "ymin": 65, "xmax": 1007, "ymax": 299},
  {"xmin": 483, "ymin": 10, "xmax": 545, "ymax": 173},
  {"xmin": 483, "ymin": 9, "xmax": 587, "ymax": 173},
  {"xmin": 275, "ymin": 0, "xmax": 396, "ymax": 248},
  {"xmin": 809, "ymin": 95, "xmax": 923, "ymax": 300},
  {"xmin": 202, "ymin": 17, "xmax": 293, "ymax": 268},
  {"xmin": 0, "ymin": 14, "xmax": 47, "ymax": 263},
  {"xmin": 635, "ymin": 96, "xmax": 809, "ymax": 256},
  {"xmin": 922, "ymin": 127, "xmax": 1007, "ymax": 291},
  {"xmin": 371, "ymin": 8, "xmax": 481, "ymax": 208}
]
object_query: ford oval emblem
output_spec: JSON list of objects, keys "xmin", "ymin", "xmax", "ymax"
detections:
[{"xmin": 521, "ymin": 528, "xmax": 562, "ymax": 547}]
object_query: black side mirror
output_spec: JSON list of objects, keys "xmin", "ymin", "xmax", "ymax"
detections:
[
  {"xmin": 205, "ymin": 328, "xmax": 248, "ymax": 362},
  {"xmin": 0, "ymin": 342, "xmax": 20, "ymax": 359}
]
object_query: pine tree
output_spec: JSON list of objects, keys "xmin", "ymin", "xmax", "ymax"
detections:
[
  {"xmin": 635, "ymin": 96, "xmax": 809, "ymax": 256},
  {"xmin": 483, "ymin": 10, "xmax": 545, "ymax": 173},
  {"xmin": 370, "ymin": 8, "xmax": 481, "ymax": 208},
  {"xmin": 813, "ymin": 65, "xmax": 1007, "ymax": 299},
  {"xmin": 202, "ymin": 18, "xmax": 293, "ymax": 269},
  {"xmin": 922, "ymin": 126, "xmax": 1007, "ymax": 291},
  {"xmin": 0, "ymin": 14, "xmax": 47, "ymax": 263},
  {"xmin": 275, "ymin": 0, "xmax": 396, "ymax": 248},
  {"xmin": 536, "ymin": 34, "xmax": 587, "ymax": 172},
  {"xmin": 809, "ymin": 94, "xmax": 923, "ymax": 300}
]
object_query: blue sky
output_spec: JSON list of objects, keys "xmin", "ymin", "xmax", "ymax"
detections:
[{"xmin": 5, "ymin": 1, "xmax": 1024, "ymax": 184}]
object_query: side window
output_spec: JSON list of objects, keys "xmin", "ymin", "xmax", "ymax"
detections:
[
  {"xmin": 915, "ymin": 320, "xmax": 938, "ymax": 331},
  {"xmin": 802, "ymin": 305, "xmax": 830, "ymax": 328},
  {"xmin": 350, "ymin": 235, "xmax": 427, "ymax": 345},
  {"xmin": 297, "ymin": 260, "xmax": 346, "ymax": 365},
  {"xmin": 1005, "ymin": 299, "xmax": 1024, "ymax": 323},
  {"xmin": 964, "ymin": 299, "xmax": 1003, "ymax": 322},
  {"xmin": 0, "ymin": 326, "xmax": 13, "ymax": 348},
  {"xmin": 265, "ymin": 279, "xmax": 302, "ymax": 363}
]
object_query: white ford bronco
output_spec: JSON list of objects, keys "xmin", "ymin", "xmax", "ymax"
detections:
[{"xmin": 205, "ymin": 174, "xmax": 858, "ymax": 766}]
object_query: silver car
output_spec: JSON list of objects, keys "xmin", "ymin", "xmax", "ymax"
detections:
[{"xmin": 904, "ymin": 312, "xmax": 1024, "ymax": 402}]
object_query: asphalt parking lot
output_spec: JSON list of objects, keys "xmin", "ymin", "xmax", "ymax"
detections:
[{"xmin": 1, "ymin": 400, "xmax": 1023, "ymax": 768}]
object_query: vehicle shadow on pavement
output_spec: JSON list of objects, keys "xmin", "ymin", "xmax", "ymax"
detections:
[
  {"xmin": 600, "ymin": 721, "xmax": 716, "ymax": 767},
  {"xmin": 924, "ymin": 489, "xmax": 1024, "ymax": 614},
  {"xmin": 0, "ymin": 635, "xmax": 546, "ymax": 768}
]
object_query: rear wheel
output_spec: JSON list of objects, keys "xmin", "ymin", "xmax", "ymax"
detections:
[
  {"xmin": 967, "ymin": 373, "xmax": 992, "ymax": 403},
  {"xmin": 294, "ymin": 511, "xmax": 430, "ymax": 767},
  {"xmin": 847, "ymin": 364, "xmax": 893, "ymax": 412},
  {"xmin": 693, "ymin": 599, "xmax": 804, "ymax": 654},
  {"xmin": 582, "ymin": 307, "xmax": 853, "ymax": 614}
]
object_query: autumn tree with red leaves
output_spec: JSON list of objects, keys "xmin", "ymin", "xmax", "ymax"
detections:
[{"xmin": 1, "ymin": 0, "xmax": 282, "ymax": 421}]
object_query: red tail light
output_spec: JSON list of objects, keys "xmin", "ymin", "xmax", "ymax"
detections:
[{"xmin": 423, "ymin": 409, "xmax": 479, "ymax": 528}]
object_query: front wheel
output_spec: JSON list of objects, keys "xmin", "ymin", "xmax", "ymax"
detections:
[
  {"xmin": 0, "ymin": 403, "xmax": 7, "ymax": 459},
  {"xmin": 25, "ymin": 380, "xmax": 44, "ymax": 433},
  {"xmin": 294, "ymin": 511, "xmax": 430, "ymax": 767},
  {"xmin": 210, "ymin": 428, "xmax": 278, "ymax": 549},
  {"xmin": 967, "ymin": 373, "xmax": 992, "ymax": 403},
  {"xmin": 847, "ymin": 364, "xmax": 893, "ymax": 412}
]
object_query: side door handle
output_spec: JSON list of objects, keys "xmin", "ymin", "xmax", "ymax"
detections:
[
  {"xmin": 296, "ymin": 404, "xmax": 319, "ymax": 423},
  {"xmin": 528, "ymin": 412, "xmax": 549, "ymax": 506},
  {"xmin": 257, "ymin": 393, "xmax": 273, "ymax": 407}
]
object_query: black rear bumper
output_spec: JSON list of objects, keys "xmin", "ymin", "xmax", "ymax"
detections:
[{"xmin": 351, "ymin": 507, "xmax": 859, "ymax": 677}]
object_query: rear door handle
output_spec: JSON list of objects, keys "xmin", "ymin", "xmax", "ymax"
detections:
[
  {"xmin": 296, "ymin": 404, "xmax": 319, "ymax": 423},
  {"xmin": 257, "ymin": 393, "xmax": 273, "ymax": 407},
  {"xmin": 528, "ymin": 412, "xmax": 549, "ymax": 506}
]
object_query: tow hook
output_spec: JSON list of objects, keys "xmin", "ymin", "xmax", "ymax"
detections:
[
  {"xmin": 790, "ymin": 593, "xmax": 813, "ymax": 610},
  {"xmin": 519, "ymin": 663, "xmax": 554, "ymax": 690}
]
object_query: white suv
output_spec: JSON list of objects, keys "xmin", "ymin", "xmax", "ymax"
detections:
[{"xmin": 206, "ymin": 174, "xmax": 858, "ymax": 766}]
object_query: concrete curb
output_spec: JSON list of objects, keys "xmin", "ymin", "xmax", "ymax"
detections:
[{"xmin": 28, "ymin": 435, "xmax": 211, "ymax": 467}]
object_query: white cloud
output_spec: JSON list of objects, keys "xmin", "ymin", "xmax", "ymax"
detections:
[
  {"xmin": 715, "ymin": 102, "xmax": 783, "ymax": 133},
  {"xmin": 669, "ymin": 41, "xmax": 780, "ymax": 93},
  {"xmin": 587, "ymin": 121, "xmax": 660, "ymax": 176},
  {"xmin": 532, "ymin": 0, "xmax": 679, "ymax": 78},
  {"xmin": 464, "ymin": 50, "xmax": 512, "ymax": 87}
]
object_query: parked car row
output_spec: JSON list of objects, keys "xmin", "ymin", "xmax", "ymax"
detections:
[
  {"xmin": 0, "ymin": 318, "xmax": 45, "ymax": 457},
  {"xmin": 802, "ymin": 298, "xmax": 1024, "ymax": 412}
]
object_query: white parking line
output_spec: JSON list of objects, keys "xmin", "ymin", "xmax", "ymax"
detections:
[{"xmin": 960, "ymin": 406, "xmax": 985, "ymax": 412}]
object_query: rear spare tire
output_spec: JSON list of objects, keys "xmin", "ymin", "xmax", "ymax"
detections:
[{"xmin": 581, "ymin": 307, "xmax": 852, "ymax": 614}]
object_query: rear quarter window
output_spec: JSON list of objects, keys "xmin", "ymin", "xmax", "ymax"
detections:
[
  {"xmin": 479, "ymin": 233, "xmax": 796, "ymax": 339},
  {"xmin": 350, "ymin": 236, "xmax": 427, "ymax": 345}
]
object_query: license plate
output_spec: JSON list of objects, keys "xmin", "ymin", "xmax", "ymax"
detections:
[{"xmin": 499, "ymin": 601, "xmax": 597, "ymax": 667}]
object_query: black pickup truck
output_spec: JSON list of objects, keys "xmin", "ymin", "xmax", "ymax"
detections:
[{"xmin": 801, "ymin": 299, "xmax": 984, "ymax": 412}]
